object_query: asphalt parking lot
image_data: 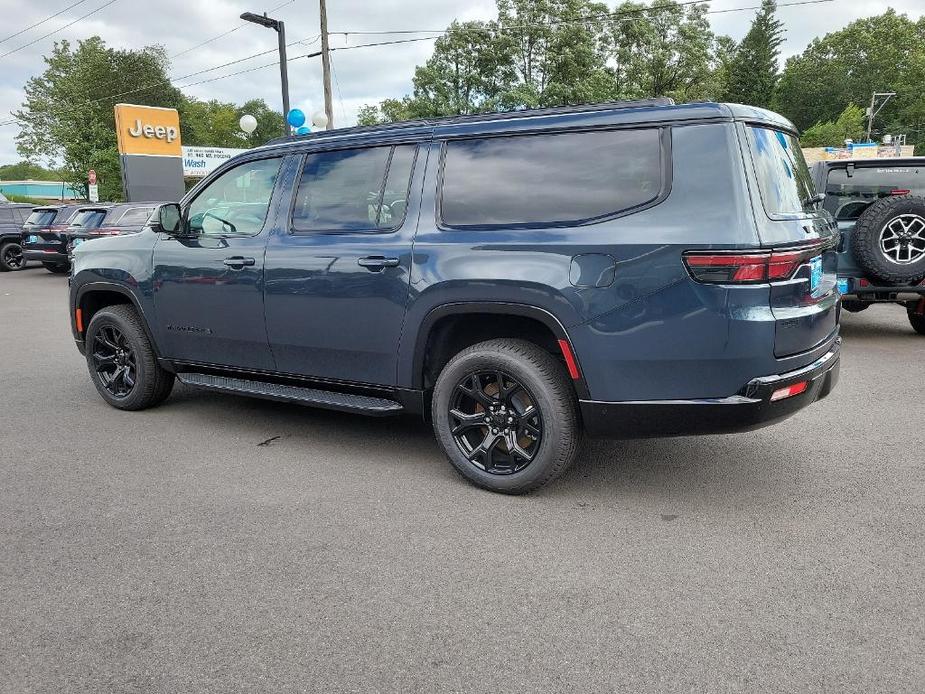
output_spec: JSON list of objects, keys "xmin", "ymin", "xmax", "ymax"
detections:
[{"xmin": 1, "ymin": 266, "xmax": 923, "ymax": 693}]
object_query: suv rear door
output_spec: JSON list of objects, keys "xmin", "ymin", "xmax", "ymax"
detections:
[
  {"xmin": 264, "ymin": 139, "xmax": 426, "ymax": 385},
  {"xmin": 742, "ymin": 124, "xmax": 840, "ymax": 357}
]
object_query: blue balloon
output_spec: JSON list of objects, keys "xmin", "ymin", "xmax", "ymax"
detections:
[
  {"xmin": 296, "ymin": 126, "xmax": 311, "ymax": 135},
  {"xmin": 287, "ymin": 108, "xmax": 306, "ymax": 127}
]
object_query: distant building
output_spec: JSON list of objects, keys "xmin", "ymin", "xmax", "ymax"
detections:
[{"xmin": 0, "ymin": 180, "xmax": 82, "ymax": 200}]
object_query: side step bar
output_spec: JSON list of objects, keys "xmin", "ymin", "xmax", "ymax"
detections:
[{"xmin": 176, "ymin": 373, "xmax": 403, "ymax": 416}]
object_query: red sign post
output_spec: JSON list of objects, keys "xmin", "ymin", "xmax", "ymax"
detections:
[{"xmin": 88, "ymin": 170, "xmax": 97, "ymax": 185}]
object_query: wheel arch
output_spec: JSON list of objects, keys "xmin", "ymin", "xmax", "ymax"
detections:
[
  {"xmin": 404, "ymin": 302, "xmax": 590, "ymax": 399},
  {"xmin": 75, "ymin": 282, "xmax": 162, "ymax": 358}
]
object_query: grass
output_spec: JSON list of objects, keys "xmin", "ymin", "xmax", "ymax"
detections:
[{"xmin": 2, "ymin": 193, "xmax": 59, "ymax": 204}]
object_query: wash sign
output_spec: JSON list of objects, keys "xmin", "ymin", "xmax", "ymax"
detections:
[{"xmin": 182, "ymin": 146, "xmax": 248, "ymax": 178}]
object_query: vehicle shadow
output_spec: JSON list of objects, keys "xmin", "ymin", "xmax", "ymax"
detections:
[{"xmin": 163, "ymin": 383, "xmax": 795, "ymax": 506}]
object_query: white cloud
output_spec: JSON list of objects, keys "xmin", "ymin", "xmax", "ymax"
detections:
[{"xmin": 0, "ymin": 0, "xmax": 922, "ymax": 165}]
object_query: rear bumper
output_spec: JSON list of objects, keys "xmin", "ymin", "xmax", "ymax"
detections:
[
  {"xmin": 838, "ymin": 276, "xmax": 925, "ymax": 300},
  {"xmin": 580, "ymin": 338, "xmax": 841, "ymax": 438},
  {"xmin": 23, "ymin": 249, "xmax": 68, "ymax": 264}
]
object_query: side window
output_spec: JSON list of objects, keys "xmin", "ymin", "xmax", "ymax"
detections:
[
  {"xmin": 187, "ymin": 157, "xmax": 283, "ymax": 236},
  {"xmin": 291, "ymin": 144, "xmax": 417, "ymax": 233},
  {"xmin": 440, "ymin": 128, "xmax": 663, "ymax": 228},
  {"xmin": 115, "ymin": 207, "xmax": 155, "ymax": 226},
  {"xmin": 0, "ymin": 208, "xmax": 12, "ymax": 223}
]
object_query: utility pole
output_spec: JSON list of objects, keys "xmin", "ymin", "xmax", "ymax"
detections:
[
  {"xmin": 866, "ymin": 91, "xmax": 896, "ymax": 143},
  {"xmin": 320, "ymin": 0, "xmax": 334, "ymax": 129}
]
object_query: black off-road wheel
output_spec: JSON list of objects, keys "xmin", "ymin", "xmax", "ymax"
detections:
[
  {"xmin": 853, "ymin": 196, "xmax": 925, "ymax": 284},
  {"xmin": 43, "ymin": 262, "xmax": 69, "ymax": 274},
  {"xmin": 0, "ymin": 241, "xmax": 24, "ymax": 271},
  {"xmin": 431, "ymin": 339, "xmax": 580, "ymax": 494},
  {"xmin": 84, "ymin": 305, "xmax": 174, "ymax": 410}
]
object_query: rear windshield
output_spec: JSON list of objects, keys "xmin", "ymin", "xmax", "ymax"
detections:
[
  {"xmin": 25, "ymin": 210, "xmax": 57, "ymax": 226},
  {"xmin": 111, "ymin": 207, "xmax": 155, "ymax": 227},
  {"xmin": 69, "ymin": 210, "xmax": 108, "ymax": 228},
  {"xmin": 746, "ymin": 126, "xmax": 816, "ymax": 216},
  {"xmin": 823, "ymin": 165, "xmax": 925, "ymax": 220}
]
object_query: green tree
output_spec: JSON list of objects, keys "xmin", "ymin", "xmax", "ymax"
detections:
[
  {"xmin": 775, "ymin": 10, "xmax": 925, "ymax": 143},
  {"xmin": 723, "ymin": 0, "xmax": 783, "ymax": 108},
  {"xmin": 0, "ymin": 160, "xmax": 62, "ymax": 181},
  {"xmin": 14, "ymin": 37, "xmax": 185, "ymax": 201},
  {"xmin": 800, "ymin": 103, "xmax": 867, "ymax": 147}
]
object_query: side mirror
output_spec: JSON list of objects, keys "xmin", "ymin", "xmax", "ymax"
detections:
[{"xmin": 152, "ymin": 203, "xmax": 182, "ymax": 234}]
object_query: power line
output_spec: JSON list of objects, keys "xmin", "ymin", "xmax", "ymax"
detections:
[
  {"xmin": 170, "ymin": 0, "xmax": 295, "ymax": 59},
  {"xmin": 330, "ymin": 0, "xmax": 836, "ymax": 36},
  {"xmin": 0, "ymin": 0, "xmax": 92, "ymax": 46},
  {"xmin": 0, "ymin": 0, "xmax": 121, "ymax": 61}
]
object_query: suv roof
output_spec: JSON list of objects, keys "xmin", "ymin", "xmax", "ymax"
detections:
[{"xmin": 257, "ymin": 100, "xmax": 796, "ymax": 154}]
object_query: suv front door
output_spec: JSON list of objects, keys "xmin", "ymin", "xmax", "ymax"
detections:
[
  {"xmin": 264, "ymin": 142, "xmax": 425, "ymax": 385},
  {"xmin": 152, "ymin": 156, "xmax": 285, "ymax": 371}
]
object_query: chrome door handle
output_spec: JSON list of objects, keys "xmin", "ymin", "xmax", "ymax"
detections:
[
  {"xmin": 223, "ymin": 256, "xmax": 255, "ymax": 268},
  {"xmin": 357, "ymin": 256, "xmax": 400, "ymax": 270}
]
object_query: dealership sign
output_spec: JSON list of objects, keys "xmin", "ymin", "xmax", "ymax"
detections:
[{"xmin": 182, "ymin": 146, "xmax": 248, "ymax": 178}]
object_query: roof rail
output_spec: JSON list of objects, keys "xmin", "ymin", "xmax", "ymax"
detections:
[{"xmin": 265, "ymin": 97, "xmax": 676, "ymax": 146}]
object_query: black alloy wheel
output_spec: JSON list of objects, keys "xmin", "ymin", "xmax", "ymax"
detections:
[
  {"xmin": 90, "ymin": 325, "xmax": 137, "ymax": 398},
  {"xmin": 449, "ymin": 370, "xmax": 543, "ymax": 475},
  {"xmin": 0, "ymin": 242, "xmax": 24, "ymax": 271}
]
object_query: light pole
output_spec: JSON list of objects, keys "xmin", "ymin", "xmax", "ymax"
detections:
[{"xmin": 241, "ymin": 11, "xmax": 290, "ymax": 133}]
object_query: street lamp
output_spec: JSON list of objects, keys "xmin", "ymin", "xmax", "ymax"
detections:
[{"xmin": 241, "ymin": 11, "xmax": 290, "ymax": 133}]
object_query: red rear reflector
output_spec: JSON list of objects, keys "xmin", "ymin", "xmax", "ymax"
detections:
[
  {"xmin": 770, "ymin": 381, "xmax": 808, "ymax": 402},
  {"xmin": 558, "ymin": 339, "xmax": 581, "ymax": 380},
  {"xmin": 75, "ymin": 308, "xmax": 83, "ymax": 333},
  {"xmin": 891, "ymin": 189, "xmax": 910, "ymax": 196}
]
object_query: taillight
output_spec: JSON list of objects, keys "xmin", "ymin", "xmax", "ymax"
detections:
[
  {"xmin": 891, "ymin": 189, "xmax": 910, "ymax": 196},
  {"xmin": 683, "ymin": 243, "xmax": 826, "ymax": 285}
]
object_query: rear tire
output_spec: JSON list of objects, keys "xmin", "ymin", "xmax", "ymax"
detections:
[
  {"xmin": 841, "ymin": 299, "xmax": 870, "ymax": 313},
  {"xmin": 431, "ymin": 338, "xmax": 580, "ymax": 494},
  {"xmin": 43, "ymin": 262, "xmax": 69, "ymax": 274},
  {"xmin": 908, "ymin": 305, "xmax": 925, "ymax": 336},
  {"xmin": 0, "ymin": 241, "xmax": 24, "ymax": 271},
  {"xmin": 85, "ymin": 305, "xmax": 174, "ymax": 410},
  {"xmin": 853, "ymin": 196, "xmax": 925, "ymax": 284}
]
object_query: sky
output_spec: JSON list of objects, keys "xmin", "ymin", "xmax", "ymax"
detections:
[{"xmin": 0, "ymin": 0, "xmax": 922, "ymax": 167}]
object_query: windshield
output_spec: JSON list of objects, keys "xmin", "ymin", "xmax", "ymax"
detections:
[
  {"xmin": 824, "ymin": 165, "xmax": 925, "ymax": 220},
  {"xmin": 25, "ymin": 210, "xmax": 57, "ymax": 227},
  {"xmin": 70, "ymin": 210, "xmax": 108, "ymax": 228},
  {"xmin": 746, "ymin": 126, "xmax": 817, "ymax": 216}
]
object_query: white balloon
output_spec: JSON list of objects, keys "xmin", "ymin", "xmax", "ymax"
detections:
[
  {"xmin": 239, "ymin": 114, "xmax": 258, "ymax": 134},
  {"xmin": 311, "ymin": 111, "xmax": 329, "ymax": 129}
]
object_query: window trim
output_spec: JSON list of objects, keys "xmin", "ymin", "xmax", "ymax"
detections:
[
  {"xmin": 182, "ymin": 155, "xmax": 285, "ymax": 238},
  {"xmin": 288, "ymin": 143, "xmax": 420, "ymax": 236},
  {"xmin": 435, "ymin": 125, "xmax": 672, "ymax": 232}
]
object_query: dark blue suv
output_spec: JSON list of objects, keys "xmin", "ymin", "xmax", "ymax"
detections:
[{"xmin": 69, "ymin": 99, "xmax": 841, "ymax": 493}]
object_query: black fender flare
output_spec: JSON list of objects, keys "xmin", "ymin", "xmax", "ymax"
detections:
[
  {"xmin": 401, "ymin": 301, "xmax": 589, "ymax": 398},
  {"xmin": 73, "ymin": 281, "xmax": 163, "ymax": 357}
]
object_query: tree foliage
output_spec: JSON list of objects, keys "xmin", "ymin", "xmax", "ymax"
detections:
[
  {"xmin": 0, "ymin": 160, "xmax": 62, "ymax": 181},
  {"xmin": 799, "ymin": 103, "xmax": 867, "ymax": 147},
  {"xmin": 13, "ymin": 37, "xmax": 283, "ymax": 201},
  {"xmin": 723, "ymin": 0, "xmax": 783, "ymax": 108},
  {"xmin": 775, "ymin": 9, "xmax": 925, "ymax": 145}
]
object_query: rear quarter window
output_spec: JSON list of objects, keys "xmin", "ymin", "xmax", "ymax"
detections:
[
  {"xmin": 439, "ymin": 128, "xmax": 665, "ymax": 228},
  {"xmin": 746, "ymin": 126, "xmax": 816, "ymax": 217},
  {"xmin": 112, "ymin": 207, "xmax": 155, "ymax": 226}
]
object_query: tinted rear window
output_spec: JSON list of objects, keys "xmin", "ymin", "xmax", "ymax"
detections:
[
  {"xmin": 25, "ymin": 210, "xmax": 57, "ymax": 226},
  {"xmin": 70, "ymin": 210, "xmax": 108, "ymax": 228},
  {"xmin": 823, "ymin": 165, "xmax": 925, "ymax": 220},
  {"xmin": 746, "ymin": 126, "xmax": 816, "ymax": 215},
  {"xmin": 113, "ymin": 207, "xmax": 155, "ymax": 226},
  {"xmin": 440, "ymin": 128, "xmax": 663, "ymax": 228}
]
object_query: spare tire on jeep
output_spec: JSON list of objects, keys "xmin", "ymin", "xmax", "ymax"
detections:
[{"xmin": 853, "ymin": 195, "xmax": 925, "ymax": 284}]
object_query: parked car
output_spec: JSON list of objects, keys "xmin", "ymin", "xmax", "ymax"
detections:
[
  {"xmin": 66, "ymin": 203, "xmax": 161, "ymax": 255},
  {"xmin": 0, "ymin": 203, "xmax": 33, "ymax": 271},
  {"xmin": 21, "ymin": 204, "xmax": 81, "ymax": 273},
  {"xmin": 811, "ymin": 158, "xmax": 925, "ymax": 334},
  {"xmin": 70, "ymin": 100, "xmax": 841, "ymax": 494}
]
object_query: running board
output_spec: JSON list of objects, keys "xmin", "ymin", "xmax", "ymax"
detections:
[{"xmin": 177, "ymin": 373, "xmax": 403, "ymax": 416}]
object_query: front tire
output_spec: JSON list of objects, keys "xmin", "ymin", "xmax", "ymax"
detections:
[
  {"xmin": 0, "ymin": 241, "xmax": 24, "ymax": 271},
  {"xmin": 431, "ymin": 339, "xmax": 580, "ymax": 494},
  {"xmin": 84, "ymin": 305, "xmax": 174, "ymax": 410}
]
